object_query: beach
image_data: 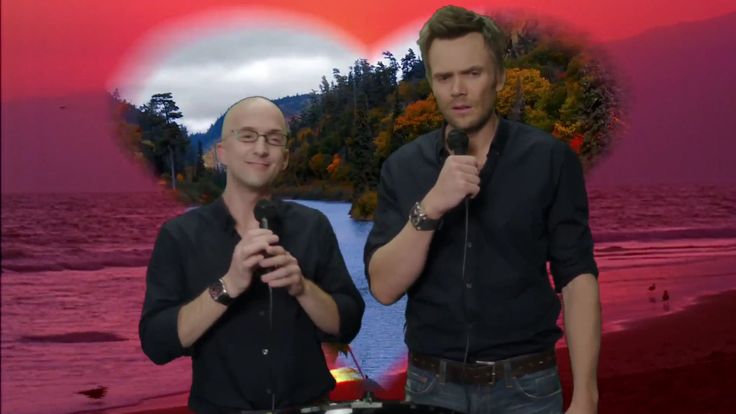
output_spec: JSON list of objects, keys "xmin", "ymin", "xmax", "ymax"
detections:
[
  {"xmin": 560, "ymin": 288, "xmax": 736, "ymax": 414},
  {"xmin": 2, "ymin": 189, "xmax": 735, "ymax": 414},
  {"xmin": 108, "ymin": 284, "xmax": 736, "ymax": 413}
]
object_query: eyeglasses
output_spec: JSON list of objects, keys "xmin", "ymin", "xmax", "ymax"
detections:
[{"xmin": 228, "ymin": 128, "xmax": 288, "ymax": 147}]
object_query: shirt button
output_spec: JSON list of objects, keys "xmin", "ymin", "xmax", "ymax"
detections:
[
  {"xmin": 258, "ymin": 310, "xmax": 265, "ymax": 317},
  {"xmin": 466, "ymin": 282, "xmax": 472, "ymax": 289},
  {"xmin": 266, "ymin": 388, "xmax": 272, "ymax": 394},
  {"xmin": 262, "ymin": 348, "xmax": 269, "ymax": 356},
  {"xmin": 467, "ymin": 242, "xmax": 473, "ymax": 248}
]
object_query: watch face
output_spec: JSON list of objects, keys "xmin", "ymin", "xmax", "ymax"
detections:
[
  {"xmin": 410, "ymin": 211, "xmax": 420, "ymax": 227},
  {"xmin": 410, "ymin": 203, "xmax": 422, "ymax": 227},
  {"xmin": 209, "ymin": 279, "xmax": 228, "ymax": 303},
  {"xmin": 210, "ymin": 281, "xmax": 224, "ymax": 297},
  {"xmin": 410, "ymin": 202, "xmax": 437, "ymax": 231}
]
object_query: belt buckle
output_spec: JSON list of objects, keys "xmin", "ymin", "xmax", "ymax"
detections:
[{"xmin": 474, "ymin": 360, "xmax": 497, "ymax": 384}]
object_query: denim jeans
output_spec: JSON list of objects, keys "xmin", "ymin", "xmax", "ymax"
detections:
[{"xmin": 405, "ymin": 359, "xmax": 563, "ymax": 414}]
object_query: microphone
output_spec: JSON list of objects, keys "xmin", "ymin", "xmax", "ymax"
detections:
[
  {"xmin": 253, "ymin": 199, "xmax": 279, "ymax": 285},
  {"xmin": 254, "ymin": 199, "xmax": 278, "ymax": 230},
  {"xmin": 447, "ymin": 129, "xmax": 469, "ymax": 156},
  {"xmin": 447, "ymin": 129, "xmax": 472, "ymax": 202}
]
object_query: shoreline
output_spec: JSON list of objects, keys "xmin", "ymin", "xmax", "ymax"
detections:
[
  {"xmin": 558, "ymin": 289, "xmax": 736, "ymax": 413},
  {"xmin": 99, "ymin": 288, "xmax": 736, "ymax": 414}
]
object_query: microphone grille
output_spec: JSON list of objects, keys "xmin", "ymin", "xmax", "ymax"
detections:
[
  {"xmin": 447, "ymin": 129, "xmax": 469, "ymax": 155},
  {"xmin": 254, "ymin": 199, "xmax": 278, "ymax": 222}
]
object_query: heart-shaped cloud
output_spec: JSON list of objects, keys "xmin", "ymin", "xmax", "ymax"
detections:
[{"xmin": 110, "ymin": 6, "xmax": 621, "ymax": 209}]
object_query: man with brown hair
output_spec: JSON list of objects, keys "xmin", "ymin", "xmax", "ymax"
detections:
[{"xmin": 365, "ymin": 5, "xmax": 600, "ymax": 414}]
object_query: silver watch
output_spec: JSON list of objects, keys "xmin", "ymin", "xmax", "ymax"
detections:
[{"xmin": 409, "ymin": 202, "xmax": 439, "ymax": 231}]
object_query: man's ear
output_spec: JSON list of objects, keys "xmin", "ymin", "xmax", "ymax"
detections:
[{"xmin": 216, "ymin": 141, "xmax": 227, "ymax": 168}]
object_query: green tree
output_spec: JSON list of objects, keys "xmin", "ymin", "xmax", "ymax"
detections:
[{"xmin": 140, "ymin": 92, "xmax": 189, "ymax": 189}]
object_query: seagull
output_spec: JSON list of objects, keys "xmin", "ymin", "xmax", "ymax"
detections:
[
  {"xmin": 648, "ymin": 283, "xmax": 656, "ymax": 292},
  {"xmin": 662, "ymin": 290, "xmax": 670, "ymax": 302}
]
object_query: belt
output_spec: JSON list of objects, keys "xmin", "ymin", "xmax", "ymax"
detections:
[{"xmin": 409, "ymin": 349, "xmax": 557, "ymax": 385}]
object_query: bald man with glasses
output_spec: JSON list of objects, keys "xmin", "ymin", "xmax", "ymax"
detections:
[{"xmin": 140, "ymin": 96, "xmax": 365, "ymax": 413}]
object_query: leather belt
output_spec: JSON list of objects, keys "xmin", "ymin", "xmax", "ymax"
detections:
[{"xmin": 409, "ymin": 349, "xmax": 557, "ymax": 385}]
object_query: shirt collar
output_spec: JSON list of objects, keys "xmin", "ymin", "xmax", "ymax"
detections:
[
  {"xmin": 208, "ymin": 196, "xmax": 237, "ymax": 233},
  {"xmin": 207, "ymin": 195, "xmax": 286, "ymax": 234}
]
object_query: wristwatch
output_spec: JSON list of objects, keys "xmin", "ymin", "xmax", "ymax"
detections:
[
  {"xmin": 409, "ymin": 201, "xmax": 440, "ymax": 231},
  {"xmin": 208, "ymin": 277, "xmax": 234, "ymax": 306}
]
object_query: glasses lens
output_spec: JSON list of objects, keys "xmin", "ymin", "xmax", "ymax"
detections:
[
  {"xmin": 237, "ymin": 130, "xmax": 258, "ymax": 142},
  {"xmin": 266, "ymin": 133, "xmax": 287, "ymax": 146}
]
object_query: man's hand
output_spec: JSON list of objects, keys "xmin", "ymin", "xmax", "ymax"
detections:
[
  {"xmin": 566, "ymin": 392, "xmax": 598, "ymax": 414},
  {"xmin": 562, "ymin": 274, "xmax": 600, "ymax": 414},
  {"xmin": 259, "ymin": 245, "xmax": 305, "ymax": 297},
  {"xmin": 422, "ymin": 155, "xmax": 480, "ymax": 219},
  {"xmin": 222, "ymin": 228, "xmax": 279, "ymax": 297}
]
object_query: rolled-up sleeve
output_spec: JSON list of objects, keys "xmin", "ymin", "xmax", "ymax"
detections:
[
  {"xmin": 547, "ymin": 145, "xmax": 599, "ymax": 291},
  {"xmin": 139, "ymin": 224, "xmax": 189, "ymax": 365},
  {"xmin": 363, "ymin": 161, "xmax": 405, "ymax": 280},
  {"xmin": 315, "ymin": 215, "xmax": 365, "ymax": 343}
]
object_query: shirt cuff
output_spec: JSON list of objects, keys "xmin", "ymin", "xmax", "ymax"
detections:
[
  {"xmin": 551, "ymin": 259, "xmax": 599, "ymax": 292},
  {"xmin": 140, "ymin": 304, "xmax": 187, "ymax": 365},
  {"xmin": 331, "ymin": 293, "xmax": 364, "ymax": 343}
]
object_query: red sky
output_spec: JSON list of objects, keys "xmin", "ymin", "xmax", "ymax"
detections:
[
  {"xmin": 2, "ymin": 0, "xmax": 736, "ymax": 192},
  {"xmin": 3, "ymin": 0, "xmax": 735, "ymax": 101}
]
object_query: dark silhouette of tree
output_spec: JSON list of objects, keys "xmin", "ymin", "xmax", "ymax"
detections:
[{"xmin": 140, "ymin": 92, "xmax": 188, "ymax": 189}]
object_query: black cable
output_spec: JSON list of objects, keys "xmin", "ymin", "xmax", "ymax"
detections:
[{"xmin": 461, "ymin": 199, "xmax": 471, "ymax": 365}]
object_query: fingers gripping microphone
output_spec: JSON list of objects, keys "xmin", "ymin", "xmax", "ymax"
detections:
[
  {"xmin": 447, "ymin": 129, "xmax": 469, "ymax": 156},
  {"xmin": 446, "ymin": 129, "xmax": 471, "ymax": 199},
  {"xmin": 253, "ymin": 198, "xmax": 278, "ymax": 279},
  {"xmin": 254, "ymin": 199, "xmax": 278, "ymax": 230}
]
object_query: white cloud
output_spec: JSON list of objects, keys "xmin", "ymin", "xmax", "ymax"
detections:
[
  {"xmin": 111, "ymin": 11, "xmax": 420, "ymax": 133},
  {"xmin": 113, "ymin": 28, "xmax": 359, "ymax": 133}
]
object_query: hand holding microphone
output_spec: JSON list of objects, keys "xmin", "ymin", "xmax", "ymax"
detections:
[
  {"xmin": 220, "ymin": 200, "xmax": 280, "ymax": 297},
  {"xmin": 253, "ymin": 200, "xmax": 306, "ymax": 297},
  {"xmin": 222, "ymin": 228, "xmax": 278, "ymax": 298},
  {"xmin": 422, "ymin": 129, "xmax": 480, "ymax": 219}
]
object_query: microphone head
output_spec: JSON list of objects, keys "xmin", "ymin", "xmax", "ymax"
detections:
[
  {"xmin": 254, "ymin": 199, "xmax": 278, "ymax": 223},
  {"xmin": 447, "ymin": 129, "xmax": 469, "ymax": 156}
]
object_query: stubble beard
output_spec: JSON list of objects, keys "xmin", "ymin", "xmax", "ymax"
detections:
[{"xmin": 447, "ymin": 104, "xmax": 496, "ymax": 137}]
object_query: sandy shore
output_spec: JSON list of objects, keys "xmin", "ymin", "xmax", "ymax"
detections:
[
  {"xmin": 558, "ymin": 289, "xmax": 736, "ymax": 413},
  {"xmin": 109, "ymin": 289, "xmax": 736, "ymax": 413}
]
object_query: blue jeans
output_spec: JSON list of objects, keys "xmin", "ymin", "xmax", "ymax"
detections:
[{"xmin": 405, "ymin": 360, "xmax": 563, "ymax": 413}]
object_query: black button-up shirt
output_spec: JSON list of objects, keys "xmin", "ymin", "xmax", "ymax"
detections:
[
  {"xmin": 140, "ymin": 197, "xmax": 364, "ymax": 412},
  {"xmin": 365, "ymin": 118, "xmax": 598, "ymax": 361}
]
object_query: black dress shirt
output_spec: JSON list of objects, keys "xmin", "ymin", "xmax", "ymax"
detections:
[
  {"xmin": 140, "ymin": 197, "xmax": 364, "ymax": 412},
  {"xmin": 365, "ymin": 118, "xmax": 598, "ymax": 361}
]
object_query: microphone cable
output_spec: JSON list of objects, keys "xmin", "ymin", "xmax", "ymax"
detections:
[{"xmin": 447, "ymin": 129, "xmax": 473, "ymax": 366}]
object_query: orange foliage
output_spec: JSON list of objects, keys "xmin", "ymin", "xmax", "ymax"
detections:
[
  {"xmin": 326, "ymin": 153, "xmax": 342, "ymax": 175},
  {"xmin": 309, "ymin": 153, "xmax": 328, "ymax": 177},
  {"xmin": 394, "ymin": 95, "xmax": 444, "ymax": 141}
]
